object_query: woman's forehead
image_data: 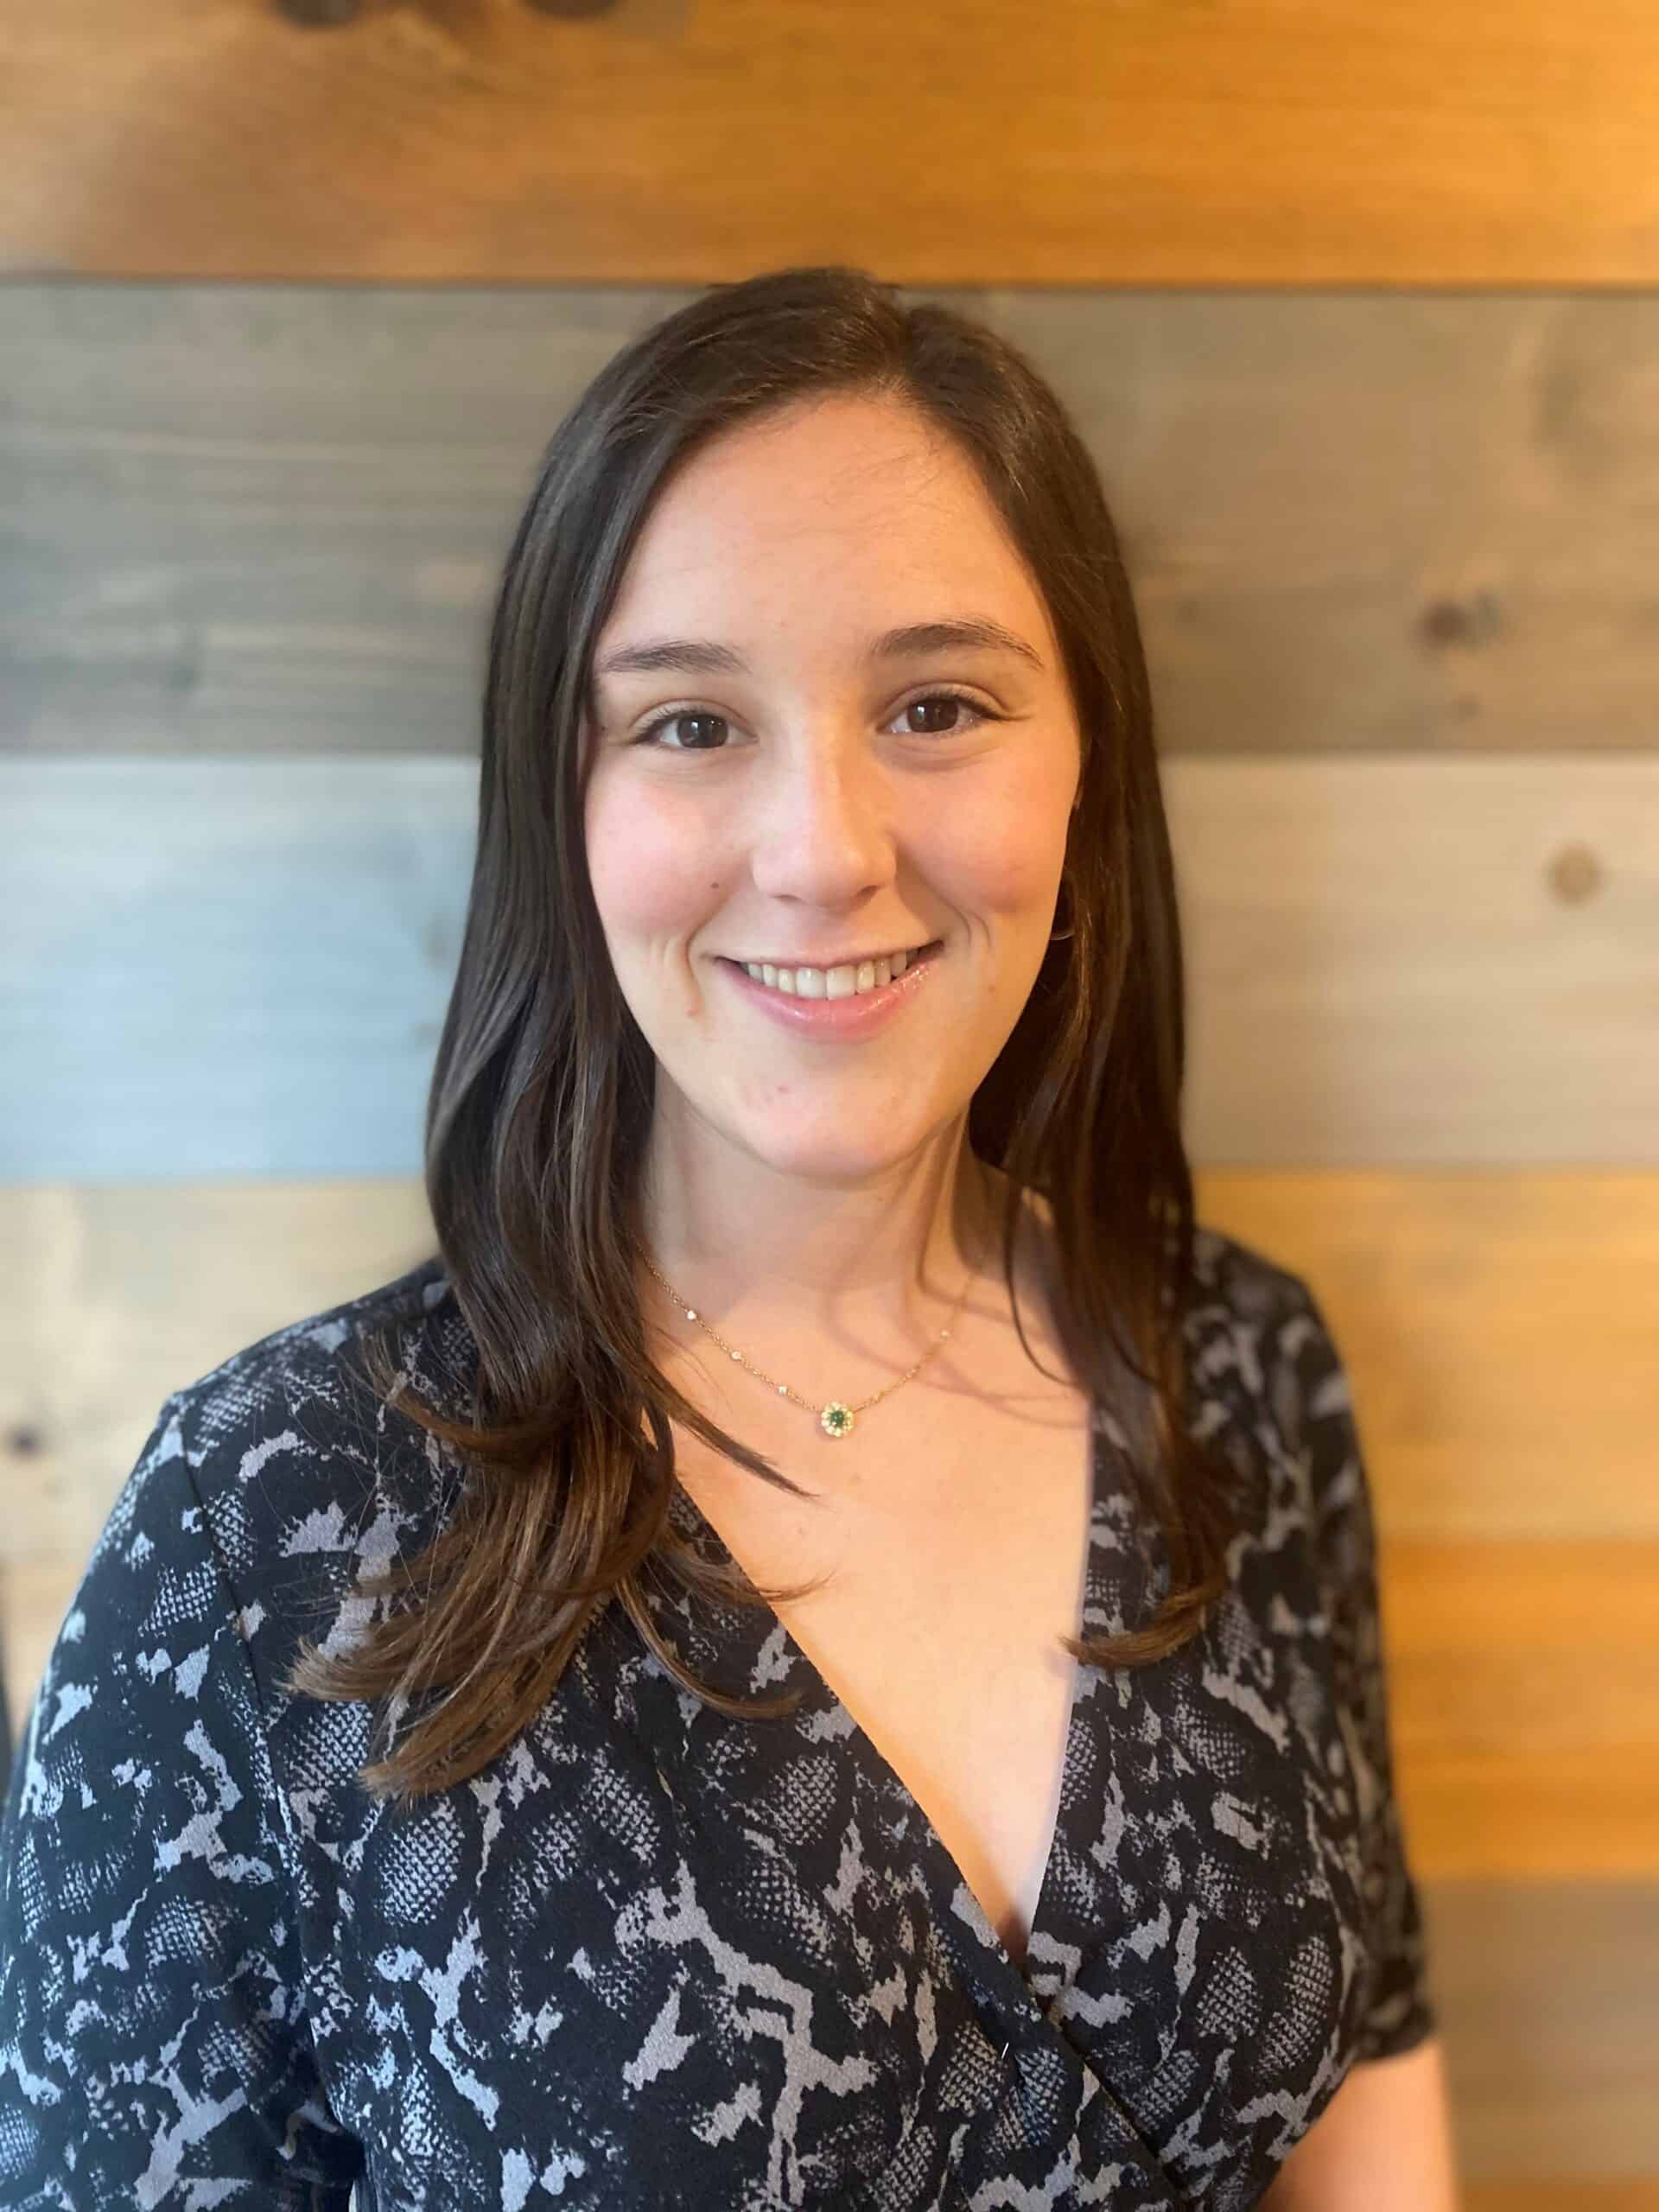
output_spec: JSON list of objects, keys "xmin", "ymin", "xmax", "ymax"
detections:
[{"xmin": 596, "ymin": 405, "xmax": 1056, "ymax": 674}]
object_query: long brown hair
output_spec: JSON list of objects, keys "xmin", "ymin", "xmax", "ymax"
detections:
[{"xmin": 282, "ymin": 264, "xmax": 1250, "ymax": 1805}]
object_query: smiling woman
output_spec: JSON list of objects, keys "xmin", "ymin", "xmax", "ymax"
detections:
[{"xmin": 0, "ymin": 265, "xmax": 1453, "ymax": 2209}]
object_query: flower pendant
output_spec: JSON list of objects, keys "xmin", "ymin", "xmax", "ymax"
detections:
[{"xmin": 819, "ymin": 1401, "xmax": 855, "ymax": 1440}]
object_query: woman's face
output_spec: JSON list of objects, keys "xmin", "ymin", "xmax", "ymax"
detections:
[{"xmin": 582, "ymin": 390, "xmax": 1084, "ymax": 1192}]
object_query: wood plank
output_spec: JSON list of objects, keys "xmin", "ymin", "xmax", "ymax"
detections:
[
  {"xmin": 1, "ymin": 1180, "xmax": 1649, "ymax": 1562},
  {"xmin": 1402, "ymin": 1751, "xmax": 1659, "ymax": 1886},
  {"xmin": 1385, "ymin": 1541, "xmax": 1659, "ymax": 1758},
  {"xmin": 1172, "ymin": 760, "xmax": 1659, "ymax": 1166},
  {"xmin": 8, "ymin": 284, "xmax": 1659, "ymax": 759},
  {"xmin": 1466, "ymin": 2192, "xmax": 1659, "ymax": 2212},
  {"xmin": 1196, "ymin": 1171, "xmax": 1659, "ymax": 1538},
  {"xmin": 4, "ymin": 756, "xmax": 1656, "ymax": 1177},
  {"xmin": 0, "ymin": 759, "xmax": 467, "ymax": 1179},
  {"xmin": 1428, "ymin": 1881, "xmax": 1659, "ymax": 2180},
  {"xmin": 0, "ymin": 1183, "xmax": 436, "ymax": 1575},
  {"xmin": 3, "ymin": 2, "xmax": 1659, "ymax": 284},
  {"xmin": 1383, "ymin": 1541, "xmax": 1659, "ymax": 1881}
]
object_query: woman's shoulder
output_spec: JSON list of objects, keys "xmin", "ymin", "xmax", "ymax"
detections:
[
  {"xmin": 1186, "ymin": 1217, "xmax": 1325, "ymax": 1349},
  {"xmin": 169, "ymin": 1249, "xmax": 473, "ymax": 1496},
  {"xmin": 172, "ymin": 1249, "xmax": 467, "ymax": 1442},
  {"xmin": 1175, "ymin": 1223, "xmax": 1395, "ymax": 1703},
  {"xmin": 0, "ymin": 1261, "xmax": 473, "ymax": 2198},
  {"xmin": 1182, "ymin": 1220, "xmax": 1345, "ymax": 1435},
  {"xmin": 121, "ymin": 1255, "xmax": 480, "ymax": 1698},
  {"xmin": 1176, "ymin": 1221, "xmax": 1372, "ymax": 1563}
]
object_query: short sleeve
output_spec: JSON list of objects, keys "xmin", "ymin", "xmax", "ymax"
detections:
[
  {"xmin": 0, "ymin": 1391, "xmax": 363, "ymax": 2206},
  {"xmin": 1285, "ymin": 1283, "xmax": 1439, "ymax": 2063}
]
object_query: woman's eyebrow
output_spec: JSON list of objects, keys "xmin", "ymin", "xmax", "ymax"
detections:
[{"xmin": 591, "ymin": 617, "xmax": 1046, "ymax": 683}]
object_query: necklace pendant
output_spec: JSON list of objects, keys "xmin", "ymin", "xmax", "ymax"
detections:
[{"xmin": 819, "ymin": 1401, "xmax": 855, "ymax": 1440}]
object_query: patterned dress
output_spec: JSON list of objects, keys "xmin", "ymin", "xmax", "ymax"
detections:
[{"xmin": 0, "ymin": 1227, "xmax": 1435, "ymax": 2208}]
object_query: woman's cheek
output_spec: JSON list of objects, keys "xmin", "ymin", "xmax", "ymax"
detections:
[{"xmin": 586, "ymin": 783, "xmax": 735, "ymax": 943}]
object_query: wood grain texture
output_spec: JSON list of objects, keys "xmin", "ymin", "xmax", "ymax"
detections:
[
  {"xmin": 1196, "ymin": 1170, "xmax": 1659, "ymax": 1540},
  {"xmin": 1384, "ymin": 1541, "xmax": 1659, "ymax": 1881},
  {"xmin": 3, "ymin": 2, "xmax": 1659, "ymax": 284},
  {"xmin": 0, "ymin": 1183, "xmax": 437, "ymax": 1576},
  {"xmin": 1171, "ymin": 761, "xmax": 1659, "ymax": 1168},
  {"xmin": 7, "ymin": 284, "xmax": 1659, "ymax": 758},
  {"xmin": 1, "ymin": 759, "xmax": 468, "ymax": 1179},
  {"xmin": 4, "ymin": 755, "xmax": 1656, "ymax": 1178},
  {"xmin": 1466, "ymin": 2192, "xmax": 1659, "ymax": 2210},
  {"xmin": 1428, "ymin": 1881, "xmax": 1659, "ymax": 2179}
]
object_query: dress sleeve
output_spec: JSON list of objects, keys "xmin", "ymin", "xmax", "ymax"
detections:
[
  {"xmin": 1285, "ymin": 1282, "xmax": 1439, "ymax": 2063},
  {"xmin": 0, "ymin": 1391, "xmax": 363, "ymax": 2207}
]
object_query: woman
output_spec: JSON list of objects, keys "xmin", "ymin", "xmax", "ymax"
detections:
[{"xmin": 0, "ymin": 266, "xmax": 1457, "ymax": 2207}]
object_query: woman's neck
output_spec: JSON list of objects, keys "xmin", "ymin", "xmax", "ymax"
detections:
[{"xmin": 634, "ymin": 1128, "xmax": 1007, "ymax": 1335}]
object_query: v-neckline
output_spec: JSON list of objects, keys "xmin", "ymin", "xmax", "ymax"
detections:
[{"xmin": 666, "ymin": 1395, "xmax": 1115, "ymax": 2004}]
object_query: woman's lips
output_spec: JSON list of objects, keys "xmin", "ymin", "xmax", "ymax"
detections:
[{"xmin": 718, "ymin": 941, "xmax": 944, "ymax": 1038}]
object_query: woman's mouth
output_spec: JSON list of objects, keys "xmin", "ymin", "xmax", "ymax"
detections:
[
  {"xmin": 722, "ymin": 940, "xmax": 943, "ymax": 1000},
  {"xmin": 716, "ymin": 940, "xmax": 945, "ymax": 1037}
]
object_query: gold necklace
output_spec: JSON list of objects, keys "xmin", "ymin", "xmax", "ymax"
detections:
[{"xmin": 637, "ymin": 1236, "xmax": 982, "ymax": 1440}]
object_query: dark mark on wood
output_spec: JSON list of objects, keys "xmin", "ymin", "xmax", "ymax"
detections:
[
  {"xmin": 1420, "ymin": 590, "xmax": 1504, "ymax": 649},
  {"xmin": 275, "ymin": 0, "xmax": 360, "ymax": 24},
  {"xmin": 1548, "ymin": 842, "xmax": 1603, "ymax": 906}
]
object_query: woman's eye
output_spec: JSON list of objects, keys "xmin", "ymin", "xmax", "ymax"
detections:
[
  {"xmin": 894, "ymin": 690, "xmax": 992, "ymax": 736},
  {"xmin": 632, "ymin": 690, "xmax": 994, "ymax": 751},
  {"xmin": 635, "ymin": 709, "xmax": 732, "ymax": 751}
]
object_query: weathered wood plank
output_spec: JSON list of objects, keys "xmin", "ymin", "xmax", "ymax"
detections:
[
  {"xmin": 1466, "ymin": 2186, "xmax": 1659, "ymax": 2209},
  {"xmin": 5, "ymin": 756, "xmax": 1654, "ymax": 1176},
  {"xmin": 1401, "ymin": 1750, "xmax": 1659, "ymax": 1886},
  {"xmin": 0, "ymin": 1182, "xmax": 437, "ymax": 1574},
  {"xmin": 1429, "ymin": 1881, "xmax": 1659, "ymax": 2180},
  {"xmin": 3, "ymin": 1, "xmax": 1658, "ymax": 285},
  {"xmin": 0, "ymin": 759, "xmax": 465, "ymax": 1178},
  {"xmin": 1196, "ymin": 1170, "xmax": 1659, "ymax": 1538},
  {"xmin": 6, "ymin": 286, "xmax": 1659, "ymax": 758},
  {"xmin": 1383, "ymin": 1541, "xmax": 1659, "ymax": 1881}
]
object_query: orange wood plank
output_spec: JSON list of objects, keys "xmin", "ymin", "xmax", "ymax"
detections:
[{"xmin": 3, "ymin": 0, "xmax": 1659, "ymax": 283}]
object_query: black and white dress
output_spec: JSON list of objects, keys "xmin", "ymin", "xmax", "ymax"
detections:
[{"xmin": 0, "ymin": 1227, "xmax": 1435, "ymax": 2209}]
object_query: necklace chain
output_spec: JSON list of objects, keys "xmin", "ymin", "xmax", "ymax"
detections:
[{"xmin": 636, "ymin": 1234, "xmax": 982, "ymax": 1440}]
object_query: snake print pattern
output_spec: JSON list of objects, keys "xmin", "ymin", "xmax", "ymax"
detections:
[{"xmin": 0, "ymin": 1226, "xmax": 1434, "ymax": 2207}]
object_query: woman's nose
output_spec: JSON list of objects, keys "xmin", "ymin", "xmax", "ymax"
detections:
[{"xmin": 747, "ymin": 738, "xmax": 897, "ymax": 907}]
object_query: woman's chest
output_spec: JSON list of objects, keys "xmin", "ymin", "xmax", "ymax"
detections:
[
  {"xmin": 671, "ymin": 1382, "xmax": 1102, "ymax": 1970},
  {"xmin": 309, "ymin": 1418, "xmax": 1380, "ymax": 2209}
]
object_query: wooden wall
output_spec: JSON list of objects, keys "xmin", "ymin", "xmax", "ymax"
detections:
[
  {"xmin": 3, "ymin": 7, "xmax": 1656, "ymax": 2205},
  {"xmin": 6, "ymin": 0, "xmax": 1659, "ymax": 285}
]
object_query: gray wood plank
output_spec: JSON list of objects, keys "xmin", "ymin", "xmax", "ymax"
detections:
[
  {"xmin": 4, "ymin": 287, "xmax": 1659, "ymax": 757},
  {"xmin": 0, "ymin": 757, "xmax": 469, "ymax": 1178},
  {"xmin": 1427, "ymin": 1879, "xmax": 1659, "ymax": 2181},
  {"xmin": 6, "ymin": 753, "xmax": 1657, "ymax": 1179}
]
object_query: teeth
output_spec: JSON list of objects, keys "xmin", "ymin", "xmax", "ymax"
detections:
[{"xmin": 742, "ymin": 946, "xmax": 919, "ymax": 997}]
